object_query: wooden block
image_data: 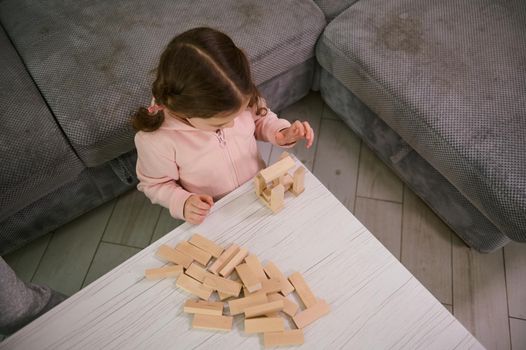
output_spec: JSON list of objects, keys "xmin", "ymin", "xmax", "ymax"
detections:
[
  {"xmin": 208, "ymin": 244, "xmax": 240, "ymax": 275},
  {"xmin": 243, "ymin": 279, "xmax": 282, "ymax": 296},
  {"xmin": 156, "ymin": 245, "xmax": 193, "ymax": 268},
  {"xmin": 259, "ymin": 156, "xmax": 295, "ymax": 183},
  {"xmin": 270, "ymin": 184, "xmax": 284, "ymax": 213},
  {"xmin": 245, "ymin": 278, "xmax": 282, "ymax": 296},
  {"xmin": 292, "ymin": 299, "xmax": 331, "ymax": 329},
  {"xmin": 288, "ymin": 272, "xmax": 317, "ymax": 308},
  {"xmin": 245, "ymin": 317, "xmax": 285, "ymax": 334},
  {"xmin": 218, "ymin": 291, "xmax": 236, "ymax": 301},
  {"xmin": 262, "ymin": 188, "xmax": 271, "ymax": 202},
  {"xmin": 280, "ymin": 173, "xmax": 294, "ymax": 192},
  {"xmin": 175, "ymin": 274, "xmax": 213, "ymax": 300},
  {"xmin": 228, "ymin": 293, "xmax": 269, "ymax": 315},
  {"xmin": 245, "ymin": 255, "xmax": 268, "ymax": 282},
  {"xmin": 219, "ymin": 247, "xmax": 249, "ymax": 277},
  {"xmin": 264, "ymin": 329, "xmax": 304, "ymax": 348},
  {"xmin": 261, "ymin": 278, "xmax": 283, "ymax": 294},
  {"xmin": 175, "ymin": 241, "xmax": 212, "ymax": 266},
  {"xmin": 217, "ymin": 274, "xmax": 241, "ymax": 300},
  {"xmin": 268, "ymin": 293, "xmax": 299, "ymax": 317},
  {"xmin": 203, "ymin": 275, "xmax": 242, "ymax": 297},
  {"xmin": 254, "ymin": 174, "xmax": 266, "ymax": 197},
  {"xmin": 192, "ymin": 314, "xmax": 233, "ymax": 332},
  {"xmin": 264, "ymin": 261, "xmax": 295, "ymax": 295},
  {"xmin": 245, "ymin": 300, "xmax": 284, "ymax": 318},
  {"xmin": 279, "ymin": 151, "xmax": 290, "ymax": 160},
  {"xmin": 188, "ymin": 233, "xmax": 224, "ymax": 258},
  {"xmin": 144, "ymin": 265, "xmax": 183, "ymax": 280},
  {"xmin": 236, "ymin": 263, "xmax": 262, "ymax": 292},
  {"xmin": 183, "ymin": 300, "xmax": 223, "ymax": 316},
  {"xmin": 185, "ymin": 262, "xmax": 213, "ymax": 283},
  {"xmin": 291, "ymin": 167, "xmax": 305, "ymax": 196}
]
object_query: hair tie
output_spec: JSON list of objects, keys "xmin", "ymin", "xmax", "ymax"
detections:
[{"xmin": 147, "ymin": 104, "xmax": 164, "ymax": 114}]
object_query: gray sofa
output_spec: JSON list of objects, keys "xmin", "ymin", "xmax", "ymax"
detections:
[
  {"xmin": 0, "ymin": 0, "xmax": 524, "ymax": 254},
  {"xmin": 316, "ymin": 0, "xmax": 526, "ymax": 252}
]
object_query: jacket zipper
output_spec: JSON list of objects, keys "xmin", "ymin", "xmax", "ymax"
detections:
[{"xmin": 216, "ymin": 129, "xmax": 240, "ymax": 187}]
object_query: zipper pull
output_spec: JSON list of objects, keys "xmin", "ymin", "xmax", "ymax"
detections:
[{"xmin": 216, "ymin": 129, "xmax": 226, "ymax": 146}]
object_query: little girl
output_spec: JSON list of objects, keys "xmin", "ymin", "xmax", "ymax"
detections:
[{"xmin": 132, "ymin": 27, "xmax": 314, "ymax": 225}]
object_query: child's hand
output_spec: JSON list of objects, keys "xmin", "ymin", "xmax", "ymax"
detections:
[
  {"xmin": 275, "ymin": 120, "xmax": 314, "ymax": 148},
  {"xmin": 184, "ymin": 194, "xmax": 214, "ymax": 225}
]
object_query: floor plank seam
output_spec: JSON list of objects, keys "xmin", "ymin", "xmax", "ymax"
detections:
[
  {"xmin": 450, "ymin": 223, "xmax": 455, "ymax": 316},
  {"xmin": 351, "ymin": 140, "xmax": 363, "ymax": 214},
  {"xmin": 355, "ymin": 195, "xmax": 403, "ymax": 205},
  {"xmin": 99, "ymin": 239, "xmax": 148, "ymax": 250},
  {"xmin": 309, "ymin": 109, "xmax": 325, "ymax": 174},
  {"xmin": 79, "ymin": 201, "xmax": 118, "ymax": 289},
  {"xmin": 30, "ymin": 232, "xmax": 54, "ymax": 283},
  {"xmin": 399, "ymin": 185, "xmax": 405, "ymax": 264},
  {"xmin": 148, "ymin": 207, "xmax": 165, "ymax": 245},
  {"xmin": 502, "ymin": 248, "xmax": 513, "ymax": 347}
]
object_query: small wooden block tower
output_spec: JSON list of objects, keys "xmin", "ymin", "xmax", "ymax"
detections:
[{"xmin": 254, "ymin": 152, "xmax": 305, "ymax": 213}]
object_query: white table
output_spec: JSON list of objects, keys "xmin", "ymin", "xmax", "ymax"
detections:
[{"xmin": 1, "ymin": 162, "xmax": 484, "ymax": 349}]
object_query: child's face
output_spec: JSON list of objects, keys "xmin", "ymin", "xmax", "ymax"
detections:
[{"xmin": 187, "ymin": 99, "xmax": 250, "ymax": 132}]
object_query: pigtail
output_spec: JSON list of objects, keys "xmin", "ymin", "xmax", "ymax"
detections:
[
  {"xmin": 131, "ymin": 106, "xmax": 165, "ymax": 132},
  {"xmin": 250, "ymin": 88, "xmax": 268, "ymax": 117}
]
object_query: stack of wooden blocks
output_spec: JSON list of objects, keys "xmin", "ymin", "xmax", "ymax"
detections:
[
  {"xmin": 254, "ymin": 152, "xmax": 305, "ymax": 213},
  {"xmin": 145, "ymin": 233, "xmax": 330, "ymax": 348}
]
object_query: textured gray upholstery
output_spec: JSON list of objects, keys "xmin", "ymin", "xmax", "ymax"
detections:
[
  {"xmin": 312, "ymin": 0, "xmax": 358, "ymax": 20},
  {"xmin": 317, "ymin": 0, "xmax": 526, "ymax": 244},
  {"xmin": 0, "ymin": 26, "xmax": 83, "ymax": 223},
  {"xmin": 0, "ymin": 151, "xmax": 138, "ymax": 255},
  {"xmin": 0, "ymin": 0, "xmax": 325, "ymax": 167},
  {"xmin": 259, "ymin": 58, "xmax": 316, "ymax": 114},
  {"xmin": 320, "ymin": 69, "xmax": 510, "ymax": 252}
]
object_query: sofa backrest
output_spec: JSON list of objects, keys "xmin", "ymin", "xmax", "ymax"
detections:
[
  {"xmin": 0, "ymin": 0, "xmax": 325, "ymax": 168},
  {"xmin": 0, "ymin": 26, "xmax": 84, "ymax": 222}
]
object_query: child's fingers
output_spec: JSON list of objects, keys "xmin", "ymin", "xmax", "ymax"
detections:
[
  {"xmin": 280, "ymin": 121, "xmax": 303, "ymax": 144},
  {"xmin": 292, "ymin": 120, "xmax": 305, "ymax": 137},
  {"xmin": 276, "ymin": 121, "xmax": 312, "ymax": 146},
  {"xmin": 187, "ymin": 212, "xmax": 206, "ymax": 225},
  {"xmin": 199, "ymin": 195, "xmax": 214, "ymax": 207},
  {"xmin": 303, "ymin": 121, "xmax": 314, "ymax": 148},
  {"xmin": 189, "ymin": 205, "xmax": 209, "ymax": 216},
  {"xmin": 275, "ymin": 130, "xmax": 285, "ymax": 144},
  {"xmin": 309, "ymin": 128, "xmax": 315, "ymax": 148},
  {"xmin": 192, "ymin": 197, "xmax": 211, "ymax": 210}
]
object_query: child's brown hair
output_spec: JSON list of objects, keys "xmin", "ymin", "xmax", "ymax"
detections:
[{"xmin": 132, "ymin": 27, "xmax": 267, "ymax": 132}]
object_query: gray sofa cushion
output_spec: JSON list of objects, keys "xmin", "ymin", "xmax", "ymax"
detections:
[
  {"xmin": 0, "ymin": 26, "xmax": 84, "ymax": 222},
  {"xmin": 320, "ymin": 68, "xmax": 510, "ymax": 252},
  {"xmin": 0, "ymin": 0, "xmax": 325, "ymax": 167},
  {"xmin": 0, "ymin": 151, "xmax": 137, "ymax": 255},
  {"xmin": 317, "ymin": 0, "xmax": 526, "ymax": 241},
  {"xmin": 312, "ymin": 0, "xmax": 358, "ymax": 20}
]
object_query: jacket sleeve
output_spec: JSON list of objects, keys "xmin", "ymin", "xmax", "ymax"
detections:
[
  {"xmin": 252, "ymin": 100, "xmax": 294, "ymax": 147},
  {"xmin": 134, "ymin": 132, "xmax": 192, "ymax": 220}
]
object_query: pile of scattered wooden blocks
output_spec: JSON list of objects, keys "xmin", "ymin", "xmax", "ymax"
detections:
[{"xmin": 145, "ymin": 233, "xmax": 330, "ymax": 348}]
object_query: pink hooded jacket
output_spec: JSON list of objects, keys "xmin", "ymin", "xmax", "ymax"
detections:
[{"xmin": 134, "ymin": 106, "xmax": 291, "ymax": 220}]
